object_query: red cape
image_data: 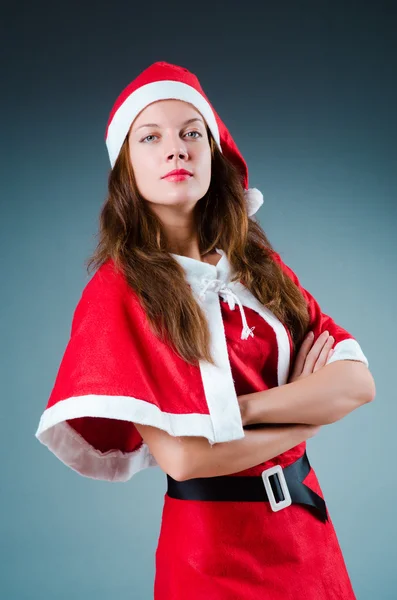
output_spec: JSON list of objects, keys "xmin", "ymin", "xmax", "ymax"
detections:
[{"xmin": 35, "ymin": 249, "xmax": 368, "ymax": 482}]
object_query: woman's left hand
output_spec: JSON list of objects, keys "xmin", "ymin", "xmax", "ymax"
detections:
[
  {"xmin": 238, "ymin": 330, "xmax": 335, "ymax": 427},
  {"xmin": 288, "ymin": 330, "xmax": 334, "ymax": 384}
]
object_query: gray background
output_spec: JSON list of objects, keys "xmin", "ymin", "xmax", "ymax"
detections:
[{"xmin": 2, "ymin": 1, "xmax": 396, "ymax": 598}]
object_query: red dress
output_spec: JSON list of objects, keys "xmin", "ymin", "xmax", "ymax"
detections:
[
  {"xmin": 35, "ymin": 248, "xmax": 368, "ymax": 599},
  {"xmin": 155, "ymin": 296, "xmax": 358, "ymax": 599}
]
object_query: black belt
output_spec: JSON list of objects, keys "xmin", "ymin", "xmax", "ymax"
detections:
[{"xmin": 166, "ymin": 450, "xmax": 328, "ymax": 523}]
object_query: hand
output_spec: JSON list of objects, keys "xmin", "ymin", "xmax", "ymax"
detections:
[{"xmin": 288, "ymin": 330, "xmax": 335, "ymax": 384}]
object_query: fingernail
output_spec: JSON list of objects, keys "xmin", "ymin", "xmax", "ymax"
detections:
[{"xmin": 308, "ymin": 331, "xmax": 314, "ymax": 337}]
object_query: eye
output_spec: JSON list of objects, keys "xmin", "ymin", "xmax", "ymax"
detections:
[
  {"xmin": 185, "ymin": 131, "xmax": 202, "ymax": 138},
  {"xmin": 140, "ymin": 131, "xmax": 202, "ymax": 143},
  {"xmin": 141, "ymin": 134, "xmax": 158, "ymax": 143}
]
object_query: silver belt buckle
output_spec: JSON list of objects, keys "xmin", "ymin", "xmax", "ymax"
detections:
[{"xmin": 261, "ymin": 464, "xmax": 292, "ymax": 512}]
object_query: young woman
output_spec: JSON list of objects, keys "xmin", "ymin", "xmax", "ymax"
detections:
[{"xmin": 35, "ymin": 61, "xmax": 375, "ymax": 599}]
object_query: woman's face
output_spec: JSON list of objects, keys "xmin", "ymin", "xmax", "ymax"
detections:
[{"xmin": 127, "ymin": 99, "xmax": 212, "ymax": 211}]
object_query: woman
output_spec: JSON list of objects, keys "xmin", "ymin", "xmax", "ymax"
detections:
[{"xmin": 35, "ymin": 61, "xmax": 375, "ymax": 599}]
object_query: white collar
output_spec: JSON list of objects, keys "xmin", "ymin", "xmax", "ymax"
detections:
[
  {"xmin": 170, "ymin": 247, "xmax": 230, "ymax": 281},
  {"xmin": 171, "ymin": 248, "xmax": 255, "ymax": 341}
]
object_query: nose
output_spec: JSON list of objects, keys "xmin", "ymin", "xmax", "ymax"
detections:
[
  {"xmin": 164, "ymin": 132, "xmax": 189, "ymax": 161},
  {"xmin": 166, "ymin": 149, "xmax": 188, "ymax": 161}
]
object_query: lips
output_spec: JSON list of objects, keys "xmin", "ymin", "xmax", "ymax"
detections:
[
  {"xmin": 162, "ymin": 169, "xmax": 192, "ymax": 178},
  {"xmin": 163, "ymin": 173, "xmax": 192, "ymax": 182}
]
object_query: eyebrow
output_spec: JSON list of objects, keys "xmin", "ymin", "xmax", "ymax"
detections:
[{"xmin": 133, "ymin": 117, "xmax": 204, "ymax": 132}]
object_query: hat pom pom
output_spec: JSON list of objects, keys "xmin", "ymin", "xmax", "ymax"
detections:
[{"xmin": 244, "ymin": 188, "xmax": 263, "ymax": 216}]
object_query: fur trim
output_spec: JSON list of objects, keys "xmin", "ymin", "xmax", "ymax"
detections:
[{"xmin": 244, "ymin": 188, "xmax": 263, "ymax": 216}]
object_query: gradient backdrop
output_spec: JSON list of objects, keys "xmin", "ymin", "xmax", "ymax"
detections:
[{"xmin": 2, "ymin": 1, "xmax": 396, "ymax": 598}]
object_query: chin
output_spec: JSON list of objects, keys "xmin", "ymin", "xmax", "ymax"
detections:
[
  {"xmin": 143, "ymin": 195, "xmax": 200, "ymax": 210},
  {"xmin": 165, "ymin": 192, "xmax": 203, "ymax": 206}
]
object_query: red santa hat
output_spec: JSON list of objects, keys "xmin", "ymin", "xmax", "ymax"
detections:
[{"xmin": 105, "ymin": 60, "xmax": 264, "ymax": 217}]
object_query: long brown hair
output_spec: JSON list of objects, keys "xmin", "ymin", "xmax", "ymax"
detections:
[{"xmin": 86, "ymin": 128, "xmax": 310, "ymax": 366}]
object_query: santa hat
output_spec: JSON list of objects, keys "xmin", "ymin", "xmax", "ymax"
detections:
[{"xmin": 105, "ymin": 61, "xmax": 263, "ymax": 217}]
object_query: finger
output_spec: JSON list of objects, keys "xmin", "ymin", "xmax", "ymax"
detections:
[
  {"xmin": 302, "ymin": 330, "xmax": 330, "ymax": 374},
  {"xmin": 301, "ymin": 330, "xmax": 329, "ymax": 373},
  {"xmin": 313, "ymin": 335, "xmax": 334, "ymax": 370},
  {"xmin": 290, "ymin": 331, "xmax": 314, "ymax": 378},
  {"xmin": 313, "ymin": 336, "xmax": 334, "ymax": 372},
  {"xmin": 304, "ymin": 332, "xmax": 330, "ymax": 374}
]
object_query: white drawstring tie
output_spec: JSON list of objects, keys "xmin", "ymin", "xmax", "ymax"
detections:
[{"xmin": 198, "ymin": 278, "xmax": 255, "ymax": 340}]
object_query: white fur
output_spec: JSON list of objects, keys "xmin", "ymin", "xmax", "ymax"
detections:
[{"xmin": 244, "ymin": 187, "xmax": 264, "ymax": 216}]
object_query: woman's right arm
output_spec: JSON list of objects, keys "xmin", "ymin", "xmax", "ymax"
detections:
[
  {"xmin": 134, "ymin": 331, "xmax": 329, "ymax": 481},
  {"xmin": 134, "ymin": 422, "xmax": 319, "ymax": 480}
]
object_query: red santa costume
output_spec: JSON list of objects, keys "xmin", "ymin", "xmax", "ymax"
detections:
[{"xmin": 35, "ymin": 61, "xmax": 369, "ymax": 599}]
